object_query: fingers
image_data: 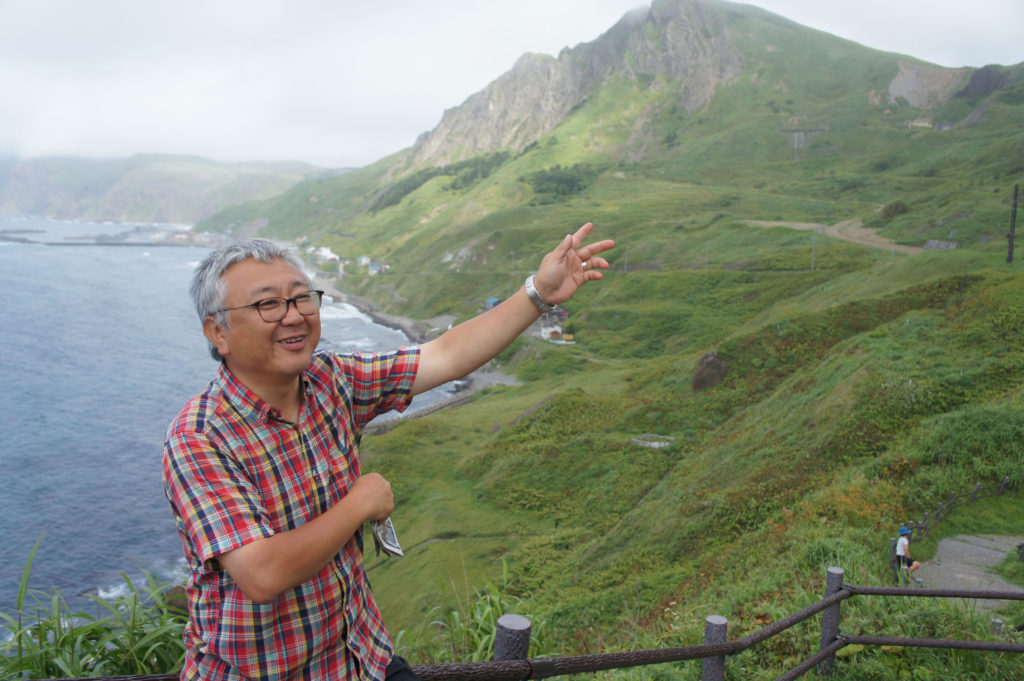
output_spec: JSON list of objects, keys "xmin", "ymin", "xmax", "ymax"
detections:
[
  {"xmin": 571, "ymin": 222, "xmax": 595, "ymax": 246},
  {"xmin": 578, "ymin": 239, "xmax": 616, "ymax": 261},
  {"xmin": 354, "ymin": 473, "xmax": 395, "ymax": 521},
  {"xmin": 554, "ymin": 232, "xmax": 575, "ymax": 258},
  {"xmin": 547, "ymin": 222, "xmax": 615, "ymax": 277}
]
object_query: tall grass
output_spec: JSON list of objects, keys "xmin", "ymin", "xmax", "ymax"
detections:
[
  {"xmin": 395, "ymin": 560, "xmax": 551, "ymax": 664},
  {"xmin": 0, "ymin": 539, "xmax": 186, "ymax": 679}
]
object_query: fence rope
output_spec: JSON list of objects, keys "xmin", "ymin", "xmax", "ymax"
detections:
[
  {"xmin": 843, "ymin": 635, "xmax": 1024, "ymax": 654},
  {"xmin": 847, "ymin": 584, "xmax": 1024, "ymax": 600},
  {"xmin": 33, "ymin": 568, "xmax": 1024, "ymax": 681},
  {"xmin": 907, "ymin": 477, "xmax": 1010, "ymax": 540},
  {"xmin": 772, "ymin": 637, "xmax": 848, "ymax": 681}
]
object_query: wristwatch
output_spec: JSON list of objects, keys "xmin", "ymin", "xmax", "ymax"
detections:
[{"xmin": 524, "ymin": 275, "xmax": 555, "ymax": 313}]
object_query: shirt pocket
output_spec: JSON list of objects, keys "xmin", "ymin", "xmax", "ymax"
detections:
[{"xmin": 256, "ymin": 446, "xmax": 333, "ymax": 531}]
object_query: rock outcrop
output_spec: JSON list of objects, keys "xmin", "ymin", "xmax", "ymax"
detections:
[
  {"xmin": 404, "ymin": 0, "xmax": 743, "ymax": 169},
  {"xmin": 888, "ymin": 60, "xmax": 968, "ymax": 110}
]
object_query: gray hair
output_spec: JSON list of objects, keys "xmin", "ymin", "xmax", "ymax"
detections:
[{"xmin": 191, "ymin": 238, "xmax": 311, "ymax": 361}]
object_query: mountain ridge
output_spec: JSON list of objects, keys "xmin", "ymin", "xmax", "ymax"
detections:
[
  {"xmin": 0, "ymin": 153, "xmax": 327, "ymax": 225},
  {"xmin": 401, "ymin": 0, "xmax": 746, "ymax": 171}
]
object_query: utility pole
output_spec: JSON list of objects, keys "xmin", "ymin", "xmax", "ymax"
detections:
[{"xmin": 1008, "ymin": 184, "xmax": 1018, "ymax": 264}]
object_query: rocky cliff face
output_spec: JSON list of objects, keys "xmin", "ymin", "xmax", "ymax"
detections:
[
  {"xmin": 404, "ymin": 0, "xmax": 743, "ymax": 169},
  {"xmin": 888, "ymin": 60, "xmax": 969, "ymax": 109}
]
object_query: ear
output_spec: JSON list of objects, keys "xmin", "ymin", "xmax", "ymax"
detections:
[{"xmin": 203, "ymin": 316, "xmax": 230, "ymax": 359}]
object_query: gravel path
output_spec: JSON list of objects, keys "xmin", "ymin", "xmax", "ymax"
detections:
[{"xmin": 917, "ymin": 534, "xmax": 1024, "ymax": 612}]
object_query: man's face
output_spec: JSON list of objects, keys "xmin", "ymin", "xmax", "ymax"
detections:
[{"xmin": 204, "ymin": 258, "xmax": 321, "ymax": 389}]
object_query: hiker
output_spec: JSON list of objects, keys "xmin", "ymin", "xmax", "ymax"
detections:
[
  {"xmin": 896, "ymin": 525, "xmax": 922, "ymax": 582},
  {"xmin": 163, "ymin": 226, "xmax": 614, "ymax": 681}
]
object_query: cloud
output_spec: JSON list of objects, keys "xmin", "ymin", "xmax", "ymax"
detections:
[
  {"xmin": 752, "ymin": 0, "xmax": 1023, "ymax": 68},
  {"xmin": 0, "ymin": 0, "xmax": 1020, "ymax": 167}
]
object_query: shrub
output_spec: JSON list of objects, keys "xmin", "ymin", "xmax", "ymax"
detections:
[
  {"xmin": 881, "ymin": 201, "xmax": 908, "ymax": 219},
  {"xmin": 522, "ymin": 164, "xmax": 599, "ymax": 203}
]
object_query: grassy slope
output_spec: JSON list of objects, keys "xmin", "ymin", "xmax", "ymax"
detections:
[
  {"xmin": 358, "ymin": 263, "xmax": 1024, "ymax": 680},
  {"xmin": 195, "ymin": 5, "xmax": 1024, "ymax": 675}
]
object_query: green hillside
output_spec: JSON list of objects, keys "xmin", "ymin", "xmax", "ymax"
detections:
[
  {"xmin": 0, "ymin": 153, "xmax": 325, "ymax": 224},
  {"xmin": 196, "ymin": 0, "xmax": 1024, "ymax": 676}
]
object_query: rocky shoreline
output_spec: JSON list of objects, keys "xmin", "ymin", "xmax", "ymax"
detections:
[
  {"xmin": 312, "ymin": 274, "xmax": 439, "ymax": 343},
  {"xmin": 311, "ymin": 274, "xmax": 521, "ymax": 401}
]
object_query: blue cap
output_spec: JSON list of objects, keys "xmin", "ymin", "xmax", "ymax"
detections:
[{"xmin": 898, "ymin": 526, "xmax": 911, "ymax": 536}]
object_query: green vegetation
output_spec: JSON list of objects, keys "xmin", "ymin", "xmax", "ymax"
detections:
[
  {"xmin": 0, "ymin": 548, "xmax": 543, "ymax": 679},
  {"xmin": 251, "ymin": 17, "xmax": 1022, "ymax": 672},
  {"xmin": 0, "ymin": 540, "xmax": 186, "ymax": 678},
  {"xmin": 371, "ymin": 152, "xmax": 512, "ymax": 212},
  {"xmin": 7, "ymin": 1, "xmax": 1024, "ymax": 677},
  {"xmin": 522, "ymin": 164, "xmax": 601, "ymax": 204}
]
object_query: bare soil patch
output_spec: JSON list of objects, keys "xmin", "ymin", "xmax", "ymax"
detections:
[{"xmin": 743, "ymin": 219, "xmax": 924, "ymax": 255}]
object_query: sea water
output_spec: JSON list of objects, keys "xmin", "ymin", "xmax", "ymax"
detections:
[{"xmin": 0, "ymin": 217, "xmax": 454, "ymax": 618}]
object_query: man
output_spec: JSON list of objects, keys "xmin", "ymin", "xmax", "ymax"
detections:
[{"xmin": 163, "ymin": 224, "xmax": 614, "ymax": 681}]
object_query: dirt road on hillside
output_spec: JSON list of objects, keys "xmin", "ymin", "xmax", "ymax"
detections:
[{"xmin": 744, "ymin": 219, "xmax": 924, "ymax": 255}]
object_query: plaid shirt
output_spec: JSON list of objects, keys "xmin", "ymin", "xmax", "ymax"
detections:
[{"xmin": 163, "ymin": 348, "xmax": 419, "ymax": 681}]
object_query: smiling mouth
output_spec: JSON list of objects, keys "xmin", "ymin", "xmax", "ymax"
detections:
[{"xmin": 278, "ymin": 335, "xmax": 306, "ymax": 346}]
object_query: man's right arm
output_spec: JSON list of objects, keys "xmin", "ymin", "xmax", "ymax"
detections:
[{"xmin": 217, "ymin": 473, "xmax": 394, "ymax": 604}]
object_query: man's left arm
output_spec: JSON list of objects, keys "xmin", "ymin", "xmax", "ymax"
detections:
[{"xmin": 412, "ymin": 223, "xmax": 614, "ymax": 395}]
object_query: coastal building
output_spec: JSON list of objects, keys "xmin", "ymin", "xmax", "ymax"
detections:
[{"xmin": 540, "ymin": 307, "xmax": 571, "ymax": 342}]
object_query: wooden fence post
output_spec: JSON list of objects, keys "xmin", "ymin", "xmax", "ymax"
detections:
[
  {"xmin": 494, "ymin": 614, "xmax": 531, "ymax": 662},
  {"xmin": 971, "ymin": 482, "xmax": 981, "ymax": 501},
  {"xmin": 702, "ymin": 615, "xmax": 728, "ymax": 681},
  {"xmin": 1007, "ymin": 183, "xmax": 1018, "ymax": 264},
  {"xmin": 817, "ymin": 567, "xmax": 845, "ymax": 676},
  {"xmin": 1001, "ymin": 477, "xmax": 1010, "ymax": 493},
  {"xmin": 889, "ymin": 538, "xmax": 900, "ymax": 584}
]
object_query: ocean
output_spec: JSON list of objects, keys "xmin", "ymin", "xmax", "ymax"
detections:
[{"xmin": 0, "ymin": 216, "xmax": 455, "ymax": 618}]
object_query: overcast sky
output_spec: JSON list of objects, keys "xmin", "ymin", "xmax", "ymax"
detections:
[{"xmin": 1, "ymin": 0, "xmax": 1021, "ymax": 168}]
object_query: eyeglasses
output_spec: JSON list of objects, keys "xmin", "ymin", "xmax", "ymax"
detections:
[{"xmin": 220, "ymin": 290, "xmax": 325, "ymax": 323}]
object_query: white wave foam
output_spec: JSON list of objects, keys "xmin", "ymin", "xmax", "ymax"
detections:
[
  {"xmin": 320, "ymin": 302, "xmax": 372, "ymax": 322},
  {"xmin": 97, "ymin": 582, "xmax": 132, "ymax": 600},
  {"xmin": 93, "ymin": 557, "xmax": 190, "ymax": 603},
  {"xmin": 330, "ymin": 337, "xmax": 382, "ymax": 352}
]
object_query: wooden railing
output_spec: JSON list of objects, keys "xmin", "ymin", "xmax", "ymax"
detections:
[
  {"xmin": 901, "ymin": 477, "xmax": 1010, "ymax": 541},
  {"xmin": 37, "ymin": 565, "xmax": 1024, "ymax": 681},
  {"xmin": 889, "ymin": 477, "xmax": 1012, "ymax": 583}
]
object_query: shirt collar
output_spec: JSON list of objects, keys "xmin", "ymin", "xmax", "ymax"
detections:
[{"xmin": 216, "ymin": 363, "xmax": 309, "ymax": 423}]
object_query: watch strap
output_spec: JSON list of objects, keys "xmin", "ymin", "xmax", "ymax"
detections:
[{"xmin": 524, "ymin": 275, "xmax": 555, "ymax": 313}]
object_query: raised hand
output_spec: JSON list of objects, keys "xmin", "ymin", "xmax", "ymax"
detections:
[{"xmin": 534, "ymin": 222, "xmax": 615, "ymax": 305}]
